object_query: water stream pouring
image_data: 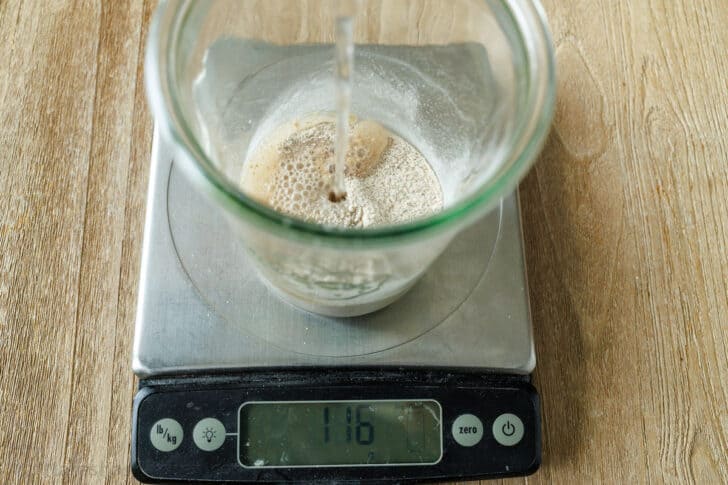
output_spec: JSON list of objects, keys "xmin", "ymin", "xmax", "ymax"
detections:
[{"xmin": 330, "ymin": 5, "xmax": 357, "ymax": 202}]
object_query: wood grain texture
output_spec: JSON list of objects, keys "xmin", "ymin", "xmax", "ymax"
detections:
[
  {"xmin": 521, "ymin": 0, "xmax": 728, "ymax": 483},
  {"xmin": 0, "ymin": 1, "xmax": 726, "ymax": 484}
]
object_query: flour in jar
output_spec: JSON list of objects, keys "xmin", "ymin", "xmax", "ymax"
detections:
[{"xmin": 240, "ymin": 116, "xmax": 443, "ymax": 228}]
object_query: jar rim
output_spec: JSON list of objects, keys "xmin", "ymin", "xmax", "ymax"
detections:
[{"xmin": 145, "ymin": 0, "xmax": 556, "ymax": 242}]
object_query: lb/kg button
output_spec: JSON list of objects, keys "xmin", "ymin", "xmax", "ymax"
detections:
[{"xmin": 150, "ymin": 418, "xmax": 183, "ymax": 452}]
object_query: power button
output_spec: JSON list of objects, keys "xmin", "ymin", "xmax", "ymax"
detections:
[{"xmin": 492, "ymin": 413, "xmax": 524, "ymax": 446}]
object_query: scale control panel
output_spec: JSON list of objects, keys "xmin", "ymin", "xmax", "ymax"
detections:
[{"xmin": 131, "ymin": 369, "xmax": 540, "ymax": 483}]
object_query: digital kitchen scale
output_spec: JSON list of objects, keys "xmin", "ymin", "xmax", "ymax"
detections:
[{"xmin": 130, "ymin": 132, "xmax": 540, "ymax": 483}]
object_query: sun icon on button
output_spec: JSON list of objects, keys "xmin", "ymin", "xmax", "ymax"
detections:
[{"xmin": 202, "ymin": 427, "xmax": 216, "ymax": 443}]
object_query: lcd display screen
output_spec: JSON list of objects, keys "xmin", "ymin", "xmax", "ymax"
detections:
[{"xmin": 238, "ymin": 400, "xmax": 442, "ymax": 467}]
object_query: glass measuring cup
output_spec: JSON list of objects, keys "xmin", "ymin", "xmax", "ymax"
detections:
[{"xmin": 145, "ymin": 0, "xmax": 556, "ymax": 317}]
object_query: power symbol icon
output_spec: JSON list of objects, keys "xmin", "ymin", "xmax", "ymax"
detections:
[
  {"xmin": 493, "ymin": 414, "xmax": 524, "ymax": 446},
  {"xmin": 502, "ymin": 421, "xmax": 516, "ymax": 436}
]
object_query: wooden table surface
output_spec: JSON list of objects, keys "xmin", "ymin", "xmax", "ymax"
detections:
[{"xmin": 1, "ymin": 1, "xmax": 727, "ymax": 484}]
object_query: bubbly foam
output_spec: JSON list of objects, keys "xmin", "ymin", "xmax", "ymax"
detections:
[{"xmin": 241, "ymin": 116, "xmax": 443, "ymax": 228}]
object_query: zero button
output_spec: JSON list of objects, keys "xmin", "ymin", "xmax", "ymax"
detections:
[{"xmin": 451, "ymin": 414, "xmax": 484, "ymax": 447}]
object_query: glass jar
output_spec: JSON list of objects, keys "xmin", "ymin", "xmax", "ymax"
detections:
[{"xmin": 145, "ymin": 0, "xmax": 555, "ymax": 316}]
